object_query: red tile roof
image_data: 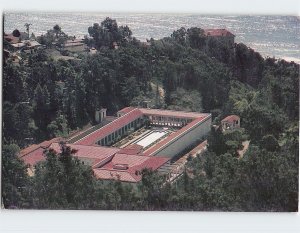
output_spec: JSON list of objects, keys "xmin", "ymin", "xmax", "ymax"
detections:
[
  {"xmin": 101, "ymin": 153, "xmax": 149, "ymax": 169},
  {"xmin": 50, "ymin": 143, "xmax": 119, "ymax": 159},
  {"xmin": 50, "ymin": 143, "xmax": 120, "ymax": 167},
  {"xmin": 93, "ymin": 153, "xmax": 170, "ymax": 182},
  {"xmin": 19, "ymin": 107, "xmax": 211, "ymax": 182},
  {"xmin": 20, "ymin": 144, "xmax": 41, "ymax": 157},
  {"xmin": 20, "ymin": 147, "xmax": 46, "ymax": 167},
  {"xmin": 117, "ymin": 107, "xmax": 135, "ymax": 114},
  {"xmin": 74, "ymin": 108, "xmax": 143, "ymax": 145},
  {"xmin": 221, "ymin": 115, "xmax": 240, "ymax": 123},
  {"xmin": 4, "ymin": 34, "xmax": 20, "ymax": 44},
  {"xmin": 135, "ymin": 156, "xmax": 170, "ymax": 173},
  {"xmin": 204, "ymin": 29, "xmax": 235, "ymax": 37},
  {"xmin": 144, "ymin": 114, "xmax": 210, "ymax": 156},
  {"xmin": 119, "ymin": 144, "xmax": 144, "ymax": 155},
  {"xmin": 20, "ymin": 139, "xmax": 169, "ymax": 182},
  {"xmin": 93, "ymin": 169, "xmax": 138, "ymax": 183},
  {"xmin": 19, "ymin": 137, "xmax": 62, "ymax": 162},
  {"xmin": 39, "ymin": 137, "xmax": 62, "ymax": 148},
  {"xmin": 189, "ymin": 140, "xmax": 208, "ymax": 155},
  {"xmin": 20, "ymin": 142, "xmax": 120, "ymax": 168},
  {"xmin": 139, "ymin": 108, "xmax": 207, "ymax": 119}
]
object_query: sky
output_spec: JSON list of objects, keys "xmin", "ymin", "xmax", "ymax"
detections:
[{"xmin": 0, "ymin": 0, "xmax": 299, "ymax": 14}]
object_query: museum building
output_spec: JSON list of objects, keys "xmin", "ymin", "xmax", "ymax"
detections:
[{"xmin": 19, "ymin": 107, "xmax": 211, "ymax": 183}]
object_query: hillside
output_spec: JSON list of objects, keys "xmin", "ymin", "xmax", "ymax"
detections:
[{"xmin": 2, "ymin": 18, "xmax": 299, "ymax": 211}]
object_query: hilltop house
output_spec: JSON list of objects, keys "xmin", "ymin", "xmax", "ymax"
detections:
[
  {"xmin": 4, "ymin": 33, "xmax": 21, "ymax": 44},
  {"xmin": 22, "ymin": 40, "xmax": 42, "ymax": 54},
  {"xmin": 4, "ymin": 36, "xmax": 42, "ymax": 54},
  {"xmin": 204, "ymin": 29, "xmax": 235, "ymax": 46}
]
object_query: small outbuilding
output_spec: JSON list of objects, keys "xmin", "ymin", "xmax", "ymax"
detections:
[
  {"xmin": 62, "ymin": 39, "xmax": 86, "ymax": 52},
  {"xmin": 221, "ymin": 115, "xmax": 240, "ymax": 131}
]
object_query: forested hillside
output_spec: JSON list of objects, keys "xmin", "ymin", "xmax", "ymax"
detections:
[{"xmin": 2, "ymin": 18, "xmax": 299, "ymax": 211}]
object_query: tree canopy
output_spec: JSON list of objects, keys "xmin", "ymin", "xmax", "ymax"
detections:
[{"xmin": 2, "ymin": 18, "xmax": 299, "ymax": 211}]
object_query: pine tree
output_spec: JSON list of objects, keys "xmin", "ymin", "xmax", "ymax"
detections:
[
  {"xmin": 32, "ymin": 143, "xmax": 96, "ymax": 209},
  {"xmin": 33, "ymin": 84, "xmax": 51, "ymax": 138},
  {"xmin": 2, "ymin": 144, "xmax": 30, "ymax": 208}
]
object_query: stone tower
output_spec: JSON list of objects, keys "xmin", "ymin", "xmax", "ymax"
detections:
[{"xmin": 95, "ymin": 108, "xmax": 107, "ymax": 123}]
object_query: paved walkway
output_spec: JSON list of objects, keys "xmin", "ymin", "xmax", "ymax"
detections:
[
  {"xmin": 164, "ymin": 140, "xmax": 208, "ymax": 183},
  {"xmin": 238, "ymin": 140, "xmax": 250, "ymax": 158}
]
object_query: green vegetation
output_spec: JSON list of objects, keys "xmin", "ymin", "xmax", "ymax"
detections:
[
  {"xmin": 208, "ymin": 127, "xmax": 248, "ymax": 157},
  {"xmin": 2, "ymin": 144, "xmax": 31, "ymax": 208},
  {"xmin": 2, "ymin": 18, "xmax": 298, "ymax": 211},
  {"xmin": 87, "ymin": 17, "xmax": 132, "ymax": 49},
  {"xmin": 37, "ymin": 24, "xmax": 69, "ymax": 48},
  {"xmin": 32, "ymin": 143, "xmax": 96, "ymax": 209}
]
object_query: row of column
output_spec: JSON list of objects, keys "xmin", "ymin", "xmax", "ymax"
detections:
[
  {"xmin": 97, "ymin": 118, "xmax": 143, "ymax": 146},
  {"xmin": 148, "ymin": 115, "xmax": 192, "ymax": 127}
]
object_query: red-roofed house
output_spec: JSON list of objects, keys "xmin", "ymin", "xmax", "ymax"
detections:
[
  {"xmin": 204, "ymin": 29, "xmax": 235, "ymax": 45},
  {"xmin": 4, "ymin": 33, "xmax": 20, "ymax": 44},
  {"xmin": 4, "ymin": 32, "xmax": 42, "ymax": 53},
  {"xmin": 221, "ymin": 115, "xmax": 240, "ymax": 131}
]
